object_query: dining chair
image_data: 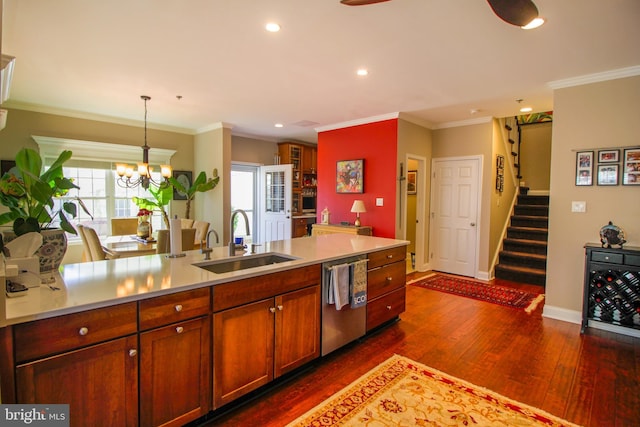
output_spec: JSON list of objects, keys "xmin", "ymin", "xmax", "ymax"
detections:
[
  {"xmin": 156, "ymin": 228, "xmax": 197, "ymax": 254},
  {"xmin": 192, "ymin": 220, "xmax": 210, "ymax": 248},
  {"xmin": 78, "ymin": 225, "xmax": 120, "ymax": 261},
  {"xmin": 110, "ymin": 217, "xmax": 138, "ymax": 236},
  {"xmin": 180, "ymin": 218, "xmax": 195, "ymax": 229},
  {"xmin": 77, "ymin": 225, "xmax": 92, "ymax": 262}
]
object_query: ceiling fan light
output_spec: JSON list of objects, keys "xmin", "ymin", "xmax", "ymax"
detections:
[
  {"xmin": 521, "ymin": 17, "xmax": 545, "ymax": 30},
  {"xmin": 486, "ymin": 0, "xmax": 539, "ymax": 27}
]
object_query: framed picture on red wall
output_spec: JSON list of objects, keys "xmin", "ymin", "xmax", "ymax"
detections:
[{"xmin": 336, "ymin": 159, "xmax": 364, "ymax": 193}]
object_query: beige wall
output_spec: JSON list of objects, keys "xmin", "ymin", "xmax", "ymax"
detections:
[
  {"xmin": 231, "ymin": 135, "xmax": 278, "ymax": 165},
  {"xmin": 545, "ymin": 75, "xmax": 640, "ymax": 321},
  {"xmin": 433, "ymin": 121, "xmax": 493, "ymax": 277},
  {"xmin": 520, "ymin": 122, "xmax": 552, "ymax": 191}
]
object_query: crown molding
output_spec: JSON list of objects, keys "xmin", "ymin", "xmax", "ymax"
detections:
[
  {"xmin": 196, "ymin": 121, "xmax": 233, "ymax": 134},
  {"xmin": 548, "ymin": 65, "xmax": 640, "ymax": 90},
  {"xmin": 4, "ymin": 100, "xmax": 196, "ymax": 134},
  {"xmin": 315, "ymin": 112, "xmax": 400, "ymax": 133},
  {"xmin": 433, "ymin": 116, "xmax": 493, "ymax": 129}
]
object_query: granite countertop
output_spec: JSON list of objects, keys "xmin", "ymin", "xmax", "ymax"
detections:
[{"xmin": 1, "ymin": 234, "xmax": 408, "ymax": 326}]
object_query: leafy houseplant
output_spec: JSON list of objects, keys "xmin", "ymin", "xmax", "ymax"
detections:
[
  {"xmin": 169, "ymin": 169, "xmax": 220, "ymax": 219},
  {"xmin": 0, "ymin": 148, "xmax": 91, "ymax": 235},
  {"xmin": 0, "ymin": 148, "xmax": 92, "ymax": 273},
  {"xmin": 132, "ymin": 184, "xmax": 173, "ymax": 229}
]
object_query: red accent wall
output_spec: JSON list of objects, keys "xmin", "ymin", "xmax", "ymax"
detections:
[{"xmin": 317, "ymin": 119, "xmax": 398, "ymax": 238}]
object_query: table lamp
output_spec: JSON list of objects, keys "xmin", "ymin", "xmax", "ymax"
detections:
[{"xmin": 350, "ymin": 200, "xmax": 366, "ymax": 227}]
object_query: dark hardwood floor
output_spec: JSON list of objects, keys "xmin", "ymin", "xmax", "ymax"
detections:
[{"xmin": 202, "ymin": 273, "xmax": 640, "ymax": 427}]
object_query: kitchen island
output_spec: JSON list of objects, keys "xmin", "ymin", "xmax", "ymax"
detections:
[{"xmin": 1, "ymin": 234, "xmax": 408, "ymax": 427}]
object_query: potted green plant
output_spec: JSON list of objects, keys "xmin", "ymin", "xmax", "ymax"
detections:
[
  {"xmin": 132, "ymin": 184, "xmax": 172, "ymax": 229},
  {"xmin": 169, "ymin": 169, "xmax": 220, "ymax": 219},
  {"xmin": 0, "ymin": 148, "xmax": 92, "ymax": 272}
]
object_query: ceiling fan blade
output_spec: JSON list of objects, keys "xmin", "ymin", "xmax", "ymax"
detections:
[
  {"xmin": 486, "ymin": 0, "xmax": 539, "ymax": 27},
  {"xmin": 340, "ymin": 0, "xmax": 391, "ymax": 6}
]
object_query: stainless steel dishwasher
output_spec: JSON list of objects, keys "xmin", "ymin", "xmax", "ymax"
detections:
[{"xmin": 321, "ymin": 255, "xmax": 367, "ymax": 356}]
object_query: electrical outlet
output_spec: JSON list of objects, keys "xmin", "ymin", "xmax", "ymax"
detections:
[{"xmin": 376, "ymin": 198, "xmax": 384, "ymax": 206}]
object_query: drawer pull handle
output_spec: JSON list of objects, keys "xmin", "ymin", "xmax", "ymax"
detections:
[
  {"xmin": 604, "ymin": 256, "xmax": 610, "ymax": 260},
  {"xmin": 386, "ymin": 305, "xmax": 392, "ymax": 310},
  {"xmin": 175, "ymin": 304, "xmax": 183, "ymax": 312},
  {"xmin": 386, "ymin": 276, "xmax": 393, "ymax": 282},
  {"xmin": 176, "ymin": 326, "xmax": 184, "ymax": 334},
  {"xmin": 129, "ymin": 349, "xmax": 137, "ymax": 357},
  {"xmin": 386, "ymin": 254, "xmax": 393, "ymax": 259},
  {"xmin": 79, "ymin": 327, "xmax": 89, "ymax": 336},
  {"xmin": 269, "ymin": 307, "xmax": 276, "ymax": 313},
  {"xmin": 277, "ymin": 305, "xmax": 283, "ymax": 311}
]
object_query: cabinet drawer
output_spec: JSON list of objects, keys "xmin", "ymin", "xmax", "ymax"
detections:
[
  {"xmin": 590, "ymin": 251, "xmax": 624, "ymax": 264},
  {"xmin": 139, "ymin": 287, "xmax": 210, "ymax": 330},
  {"xmin": 367, "ymin": 287, "xmax": 406, "ymax": 331},
  {"xmin": 625, "ymin": 254, "xmax": 640, "ymax": 267},
  {"xmin": 368, "ymin": 246, "xmax": 406, "ymax": 269},
  {"xmin": 14, "ymin": 302, "xmax": 137, "ymax": 363},
  {"xmin": 367, "ymin": 261, "xmax": 406, "ymax": 300}
]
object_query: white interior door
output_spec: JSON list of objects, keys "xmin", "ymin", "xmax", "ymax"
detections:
[
  {"xmin": 429, "ymin": 157, "xmax": 480, "ymax": 277},
  {"xmin": 259, "ymin": 164, "xmax": 292, "ymax": 244}
]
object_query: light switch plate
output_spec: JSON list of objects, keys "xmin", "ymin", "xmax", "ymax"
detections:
[
  {"xmin": 376, "ymin": 198, "xmax": 384, "ymax": 206},
  {"xmin": 571, "ymin": 201, "xmax": 586, "ymax": 213}
]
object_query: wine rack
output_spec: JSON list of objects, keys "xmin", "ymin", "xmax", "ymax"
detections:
[{"xmin": 582, "ymin": 244, "xmax": 640, "ymax": 333}]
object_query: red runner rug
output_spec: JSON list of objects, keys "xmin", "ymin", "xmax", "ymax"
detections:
[{"xmin": 408, "ymin": 273, "xmax": 544, "ymax": 313}]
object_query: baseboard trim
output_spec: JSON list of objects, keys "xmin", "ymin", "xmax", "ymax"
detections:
[
  {"xmin": 543, "ymin": 305, "xmax": 640, "ymax": 338},
  {"xmin": 542, "ymin": 305, "xmax": 581, "ymax": 324}
]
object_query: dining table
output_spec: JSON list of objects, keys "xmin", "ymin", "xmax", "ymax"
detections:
[{"xmin": 104, "ymin": 235, "xmax": 157, "ymax": 257}]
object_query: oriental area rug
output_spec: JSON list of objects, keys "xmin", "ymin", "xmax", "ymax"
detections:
[
  {"xmin": 408, "ymin": 273, "xmax": 545, "ymax": 313},
  {"xmin": 286, "ymin": 354, "xmax": 580, "ymax": 427}
]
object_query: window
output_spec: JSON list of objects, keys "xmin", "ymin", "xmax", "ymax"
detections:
[
  {"xmin": 231, "ymin": 164, "xmax": 258, "ymax": 242},
  {"xmin": 35, "ymin": 135, "xmax": 176, "ymax": 238},
  {"xmin": 54, "ymin": 167, "xmax": 165, "ymax": 237}
]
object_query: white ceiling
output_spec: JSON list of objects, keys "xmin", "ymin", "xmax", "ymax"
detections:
[{"xmin": 2, "ymin": 0, "xmax": 640, "ymax": 144}]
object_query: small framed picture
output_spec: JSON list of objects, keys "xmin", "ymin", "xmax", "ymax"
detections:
[
  {"xmin": 597, "ymin": 164, "xmax": 619, "ymax": 186},
  {"xmin": 172, "ymin": 170, "xmax": 193, "ymax": 200},
  {"xmin": 407, "ymin": 170, "xmax": 417, "ymax": 195},
  {"xmin": 598, "ymin": 149, "xmax": 619, "ymax": 163},
  {"xmin": 575, "ymin": 151, "xmax": 594, "ymax": 186},
  {"xmin": 622, "ymin": 148, "xmax": 640, "ymax": 185}
]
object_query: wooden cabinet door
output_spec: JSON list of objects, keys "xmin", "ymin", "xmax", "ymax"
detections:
[
  {"xmin": 213, "ymin": 298, "xmax": 275, "ymax": 409},
  {"xmin": 16, "ymin": 335, "xmax": 138, "ymax": 427},
  {"xmin": 139, "ymin": 316, "xmax": 211, "ymax": 427},
  {"xmin": 274, "ymin": 285, "xmax": 321, "ymax": 378}
]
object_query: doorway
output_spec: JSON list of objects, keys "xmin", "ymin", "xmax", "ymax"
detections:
[
  {"xmin": 429, "ymin": 156, "xmax": 481, "ymax": 278},
  {"xmin": 403, "ymin": 155, "xmax": 427, "ymax": 273}
]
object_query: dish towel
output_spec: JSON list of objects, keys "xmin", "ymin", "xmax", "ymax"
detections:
[
  {"xmin": 328, "ymin": 263, "xmax": 350, "ymax": 311},
  {"xmin": 350, "ymin": 259, "xmax": 368, "ymax": 308}
]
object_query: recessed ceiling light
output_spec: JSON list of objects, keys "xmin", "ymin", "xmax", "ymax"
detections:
[
  {"xmin": 356, "ymin": 68, "xmax": 368, "ymax": 76},
  {"xmin": 265, "ymin": 23, "xmax": 281, "ymax": 32},
  {"xmin": 274, "ymin": 123, "xmax": 284, "ymax": 128},
  {"xmin": 520, "ymin": 107, "xmax": 533, "ymax": 113}
]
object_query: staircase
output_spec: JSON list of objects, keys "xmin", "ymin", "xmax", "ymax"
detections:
[{"xmin": 495, "ymin": 192, "xmax": 549, "ymax": 287}]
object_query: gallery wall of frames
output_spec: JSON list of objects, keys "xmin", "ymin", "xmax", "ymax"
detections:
[{"xmin": 575, "ymin": 147, "xmax": 640, "ymax": 186}]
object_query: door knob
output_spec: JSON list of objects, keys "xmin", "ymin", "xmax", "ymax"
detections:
[{"xmin": 470, "ymin": 223, "xmax": 476, "ymax": 226}]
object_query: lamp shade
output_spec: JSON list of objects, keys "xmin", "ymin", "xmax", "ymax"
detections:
[{"xmin": 350, "ymin": 200, "xmax": 366, "ymax": 213}]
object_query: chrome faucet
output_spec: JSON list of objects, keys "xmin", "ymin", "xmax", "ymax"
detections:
[
  {"xmin": 229, "ymin": 209, "xmax": 250, "ymax": 256},
  {"xmin": 201, "ymin": 229, "xmax": 219, "ymax": 260}
]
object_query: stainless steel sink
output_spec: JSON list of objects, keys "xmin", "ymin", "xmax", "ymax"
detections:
[{"xmin": 193, "ymin": 252, "xmax": 299, "ymax": 274}]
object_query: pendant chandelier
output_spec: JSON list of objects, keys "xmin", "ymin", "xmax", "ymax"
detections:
[{"xmin": 115, "ymin": 95, "xmax": 172, "ymax": 189}]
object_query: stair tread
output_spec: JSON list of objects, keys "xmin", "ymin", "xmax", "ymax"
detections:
[
  {"xmin": 495, "ymin": 264, "xmax": 546, "ymax": 275},
  {"xmin": 504, "ymin": 238, "xmax": 548, "ymax": 246},
  {"xmin": 508, "ymin": 226, "xmax": 549, "ymax": 233},
  {"xmin": 501, "ymin": 250, "xmax": 547, "ymax": 260}
]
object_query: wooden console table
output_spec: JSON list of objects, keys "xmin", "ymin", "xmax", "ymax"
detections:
[{"xmin": 311, "ymin": 223, "xmax": 372, "ymax": 236}]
